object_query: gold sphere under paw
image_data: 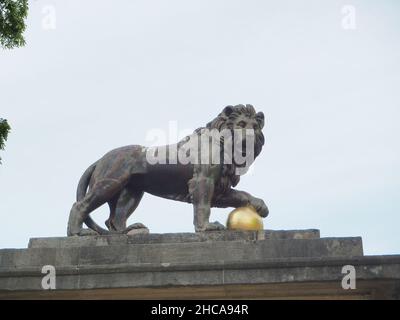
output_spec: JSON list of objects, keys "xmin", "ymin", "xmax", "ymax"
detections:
[{"xmin": 226, "ymin": 206, "xmax": 264, "ymax": 231}]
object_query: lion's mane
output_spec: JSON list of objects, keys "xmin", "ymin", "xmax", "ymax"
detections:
[{"xmin": 182, "ymin": 104, "xmax": 265, "ymax": 196}]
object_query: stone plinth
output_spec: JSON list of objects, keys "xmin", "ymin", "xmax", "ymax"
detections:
[{"xmin": 0, "ymin": 229, "xmax": 399, "ymax": 299}]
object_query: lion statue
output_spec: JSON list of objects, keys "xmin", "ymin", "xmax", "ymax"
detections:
[{"xmin": 67, "ymin": 104, "xmax": 268, "ymax": 236}]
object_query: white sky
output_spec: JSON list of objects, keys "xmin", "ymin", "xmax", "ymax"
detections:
[{"xmin": 0, "ymin": 0, "xmax": 399, "ymax": 255}]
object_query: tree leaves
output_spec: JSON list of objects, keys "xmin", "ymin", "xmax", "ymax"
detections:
[
  {"xmin": 0, "ymin": 0, "xmax": 28, "ymax": 49},
  {"xmin": 0, "ymin": 118, "xmax": 11, "ymax": 164}
]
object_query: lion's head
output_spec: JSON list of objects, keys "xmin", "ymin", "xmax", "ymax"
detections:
[
  {"xmin": 205, "ymin": 104, "xmax": 266, "ymax": 192},
  {"xmin": 206, "ymin": 104, "xmax": 265, "ymax": 159}
]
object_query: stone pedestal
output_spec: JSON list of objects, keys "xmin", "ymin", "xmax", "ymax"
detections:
[{"xmin": 0, "ymin": 229, "xmax": 399, "ymax": 299}]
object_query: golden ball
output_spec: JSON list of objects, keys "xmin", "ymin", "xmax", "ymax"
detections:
[{"xmin": 226, "ymin": 206, "xmax": 264, "ymax": 231}]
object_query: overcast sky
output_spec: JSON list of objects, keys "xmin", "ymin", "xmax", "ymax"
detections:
[{"xmin": 1, "ymin": 0, "xmax": 399, "ymax": 254}]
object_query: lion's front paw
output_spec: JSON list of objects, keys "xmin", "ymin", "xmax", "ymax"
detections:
[
  {"xmin": 250, "ymin": 198, "xmax": 269, "ymax": 218},
  {"xmin": 197, "ymin": 221, "xmax": 226, "ymax": 232}
]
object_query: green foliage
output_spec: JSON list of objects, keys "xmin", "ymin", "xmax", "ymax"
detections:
[
  {"xmin": 0, "ymin": 0, "xmax": 28, "ymax": 49},
  {"xmin": 0, "ymin": 118, "xmax": 11, "ymax": 164}
]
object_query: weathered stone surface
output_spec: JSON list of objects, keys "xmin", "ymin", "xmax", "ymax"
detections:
[
  {"xmin": 0, "ymin": 255, "xmax": 399, "ymax": 299},
  {"xmin": 28, "ymin": 229, "xmax": 320, "ymax": 248},
  {"xmin": 1, "ymin": 230, "xmax": 399, "ymax": 299},
  {"xmin": 0, "ymin": 236, "xmax": 362, "ymax": 270}
]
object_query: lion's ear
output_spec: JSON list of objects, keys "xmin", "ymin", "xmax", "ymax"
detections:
[
  {"xmin": 256, "ymin": 112, "xmax": 265, "ymax": 129},
  {"xmin": 222, "ymin": 105, "xmax": 234, "ymax": 117},
  {"xmin": 246, "ymin": 104, "xmax": 256, "ymax": 114}
]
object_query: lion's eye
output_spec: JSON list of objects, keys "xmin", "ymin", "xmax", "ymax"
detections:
[{"xmin": 238, "ymin": 121, "xmax": 246, "ymax": 128}]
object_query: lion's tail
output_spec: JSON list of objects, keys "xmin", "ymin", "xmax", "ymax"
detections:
[
  {"xmin": 76, "ymin": 161, "xmax": 110, "ymax": 235},
  {"xmin": 76, "ymin": 161, "xmax": 97, "ymax": 201}
]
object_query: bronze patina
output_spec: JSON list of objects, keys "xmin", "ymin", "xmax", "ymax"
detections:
[{"xmin": 67, "ymin": 104, "xmax": 268, "ymax": 236}]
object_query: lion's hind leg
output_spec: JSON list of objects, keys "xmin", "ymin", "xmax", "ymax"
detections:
[
  {"xmin": 105, "ymin": 196, "xmax": 118, "ymax": 231},
  {"xmin": 67, "ymin": 178, "xmax": 127, "ymax": 236},
  {"xmin": 107, "ymin": 186, "xmax": 145, "ymax": 232}
]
